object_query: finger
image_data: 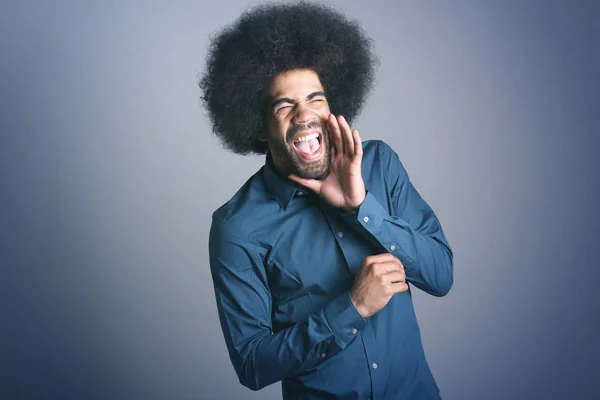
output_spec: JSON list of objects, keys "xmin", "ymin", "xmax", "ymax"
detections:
[
  {"xmin": 386, "ymin": 257, "xmax": 404, "ymax": 270},
  {"xmin": 329, "ymin": 133, "xmax": 337, "ymax": 159},
  {"xmin": 324, "ymin": 120, "xmax": 335, "ymax": 159},
  {"xmin": 352, "ymin": 129, "xmax": 363, "ymax": 157},
  {"xmin": 288, "ymin": 174, "xmax": 323, "ymax": 193},
  {"xmin": 370, "ymin": 261, "xmax": 401, "ymax": 274},
  {"xmin": 365, "ymin": 253, "xmax": 401, "ymax": 265},
  {"xmin": 382, "ymin": 271, "xmax": 406, "ymax": 284},
  {"xmin": 362, "ymin": 255, "xmax": 389, "ymax": 271},
  {"xmin": 384, "ymin": 261, "xmax": 403, "ymax": 273},
  {"xmin": 392, "ymin": 282, "xmax": 409, "ymax": 293},
  {"xmin": 327, "ymin": 114, "xmax": 344, "ymax": 154},
  {"xmin": 337, "ymin": 115, "xmax": 354, "ymax": 156}
]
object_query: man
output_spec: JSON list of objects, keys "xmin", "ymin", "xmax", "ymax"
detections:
[{"xmin": 201, "ymin": 3, "xmax": 453, "ymax": 399}]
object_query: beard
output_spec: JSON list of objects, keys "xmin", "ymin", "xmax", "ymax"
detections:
[{"xmin": 270, "ymin": 120, "xmax": 331, "ymax": 180}]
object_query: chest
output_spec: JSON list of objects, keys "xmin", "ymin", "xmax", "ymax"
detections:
[{"xmin": 257, "ymin": 199, "xmax": 381, "ymax": 325}]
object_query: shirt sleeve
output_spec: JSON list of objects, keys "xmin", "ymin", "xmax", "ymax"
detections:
[
  {"xmin": 209, "ymin": 218, "xmax": 367, "ymax": 391},
  {"xmin": 342, "ymin": 141, "xmax": 454, "ymax": 297}
]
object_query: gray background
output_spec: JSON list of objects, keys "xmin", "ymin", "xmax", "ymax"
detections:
[{"xmin": 1, "ymin": 1, "xmax": 599, "ymax": 399}]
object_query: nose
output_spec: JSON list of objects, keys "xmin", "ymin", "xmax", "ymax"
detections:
[{"xmin": 291, "ymin": 102, "xmax": 317, "ymax": 125}]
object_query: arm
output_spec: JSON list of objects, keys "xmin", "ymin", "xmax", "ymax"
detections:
[
  {"xmin": 343, "ymin": 141, "xmax": 454, "ymax": 296},
  {"xmin": 288, "ymin": 114, "xmax": 453, "ymax": 297},
  {"xmin": 209, "ymin": 219, "xmax": 366, "ymax": 390}
]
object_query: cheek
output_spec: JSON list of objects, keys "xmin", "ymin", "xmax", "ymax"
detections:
[
  {"xmin": 267, "ymin": 119, "xmax": 290, "ymax": 142},
  {"xmin": 318, "ymin": 103, "xmax": 331, "ymax": 117}
]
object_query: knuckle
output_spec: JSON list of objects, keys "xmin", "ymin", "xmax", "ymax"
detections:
[
  {"xmin": 395, "ymin": 260, "xmax": 404, "ymax": 271},
  {"xmin": 384, "ymin": 261, "xmax": 398, "ymax": 272}
]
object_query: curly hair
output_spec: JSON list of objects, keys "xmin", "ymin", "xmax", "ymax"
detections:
[{"xmin": 199, "ymin": 1, "xmax": 378, "ymax": 155}]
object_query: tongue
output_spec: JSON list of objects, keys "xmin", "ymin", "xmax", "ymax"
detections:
[{"xmin": 296, "ymin": 138, "xmax": 320, "ymax": 155}]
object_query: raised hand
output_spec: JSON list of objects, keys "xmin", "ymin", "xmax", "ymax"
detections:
[{"xmin": 288, "ymin": 114, "xmax": 366, "ymax": 212}]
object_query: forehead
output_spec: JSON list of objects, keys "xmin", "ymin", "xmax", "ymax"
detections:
[{"xmin": 267, "ymin": 69, "xmax": 324, "ymax": 100}]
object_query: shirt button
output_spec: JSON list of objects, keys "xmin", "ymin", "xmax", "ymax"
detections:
[
  {"xmin": 338, "ymin": 232, "xmax": 344, "ymax": 238},
  {"xmin": 390, "ymin": 245, "xmax": 395, "ymax": 251},
  {"xmin": 321, "ymin": 353, "xmax": 326, "ymax": 358},
  {"xmin": 352, "ymin": 328, "xmax": 358, "ymax": 334},
  {"xmin": 363, "ymin": 216, "xmax": 369, "ymax": 223},
  {"xmin": 372, "ymin": 363, "xmax": 378, "ymax": 369}
]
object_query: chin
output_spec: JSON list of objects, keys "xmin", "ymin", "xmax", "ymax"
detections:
[
  {"xmin": 271, "ymin": 138, "xmax": 331, "ymax": 180},
  {"xmin": 313, "ymin": 170, "xmax": 329, "ymax": 181},
  {"xmin": 292, "ymin": 145, "xmax": 331, "ymax": 180},
  {"xmin": 297, "ymin": 164, "xmax": 329, "ymax": 180}
]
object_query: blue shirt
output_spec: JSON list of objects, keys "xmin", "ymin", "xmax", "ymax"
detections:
[{"xmin": 209, "ymin": 140, "xmax": 453, "ymax": 399}]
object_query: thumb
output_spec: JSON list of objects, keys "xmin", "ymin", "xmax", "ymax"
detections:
[{"xmin": 288, "ymin": 174, "xmax": 322, "ymax": 193}]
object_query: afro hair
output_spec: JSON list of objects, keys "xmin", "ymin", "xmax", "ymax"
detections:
[{"xmin": 199, "ymin": 1, "xmax": 378, "ymax": 155}]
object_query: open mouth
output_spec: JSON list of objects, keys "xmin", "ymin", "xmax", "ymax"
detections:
[{"xmin": 292, "ymin": 132, "xmax": 322, "ymax": 160}]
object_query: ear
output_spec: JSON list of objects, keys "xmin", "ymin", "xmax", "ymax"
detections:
[{"xmin": 256, "ymin": 132, "xmax": 268, "ymax": 142}]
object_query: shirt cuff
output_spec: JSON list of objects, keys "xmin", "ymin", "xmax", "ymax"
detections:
[
  {"xmin": 322, "ymin": 292, "xmax": 367, "ymax": 348},
  {"xmin": 341, "ymin": 191, "xmax": 417, "ymax": 269},
  {"xmin": 342, "ymin": 191, "xmax": 406, "ymax": 231}
]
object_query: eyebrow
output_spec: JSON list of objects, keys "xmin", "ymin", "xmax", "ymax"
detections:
[{"xmin": 270, "ymin": 91, "xmax": 326, "ymax": 109}]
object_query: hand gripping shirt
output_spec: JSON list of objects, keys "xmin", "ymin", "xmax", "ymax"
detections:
[{"xmin": 209, "ymin": 140, "xmax": 453, "ymax": 399}]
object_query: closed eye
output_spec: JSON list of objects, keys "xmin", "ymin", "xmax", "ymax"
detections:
[{"xmin": 276, "ymin": 105, "xmax": 293, "ymax": 114}]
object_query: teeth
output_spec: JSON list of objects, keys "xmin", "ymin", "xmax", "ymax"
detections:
[{"xmin": 294, "ymin": 133, "xmax": 319, "ymax": 143}]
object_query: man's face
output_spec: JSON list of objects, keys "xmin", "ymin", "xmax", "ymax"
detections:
[{"xmin": 262, "ymin": 69, "xmax": 331, "ymax": 180}]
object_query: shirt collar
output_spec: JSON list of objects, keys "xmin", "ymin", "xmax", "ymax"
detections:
[{"xmin": 263, "ymin": 153, "xmax": 308, "ymax": 210}]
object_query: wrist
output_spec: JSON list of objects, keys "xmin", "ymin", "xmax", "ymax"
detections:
[
  {"xmin": 350, "ymin": 292, "xmax": 369, "ymax": 318},
  {"xmin": 342, "ymin": 191, "xmax": 366, "ymax": 213}
]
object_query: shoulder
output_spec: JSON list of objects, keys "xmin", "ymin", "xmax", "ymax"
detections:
[
  {"xmin": 362, "ymin": 139, "xmax": 398, "ymax": 160},
  {"xmin": 211, "ymin": 167, "xmax": 278, "ymax": 239},
  {"xmin": 361, "ymin": 139, "xmax": 407, "ymax": 173}
]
